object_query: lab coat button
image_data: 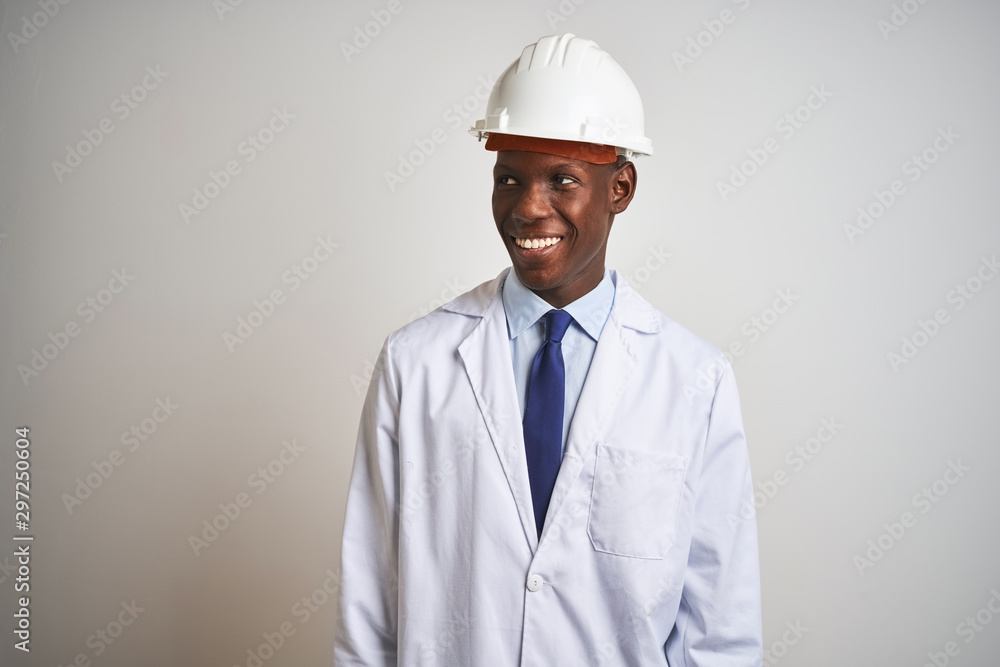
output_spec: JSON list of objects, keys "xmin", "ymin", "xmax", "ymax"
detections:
[{"xmin": 526, "ymin": 574, "xmax": 544, "ymax": 592}]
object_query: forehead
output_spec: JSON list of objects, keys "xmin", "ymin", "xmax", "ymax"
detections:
[{"xmin": 493, "ymin": 150, "xmax": 599, "ymax": 173}]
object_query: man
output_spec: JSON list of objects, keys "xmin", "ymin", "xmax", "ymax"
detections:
[{"xmin": 335, "ymin": 34, "xmax": 762, "ymax": 666}]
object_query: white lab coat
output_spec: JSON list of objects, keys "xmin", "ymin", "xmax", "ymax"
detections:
[{"xmin": 335, "ymin": 268, "xmax": 762, "ymax": 666}]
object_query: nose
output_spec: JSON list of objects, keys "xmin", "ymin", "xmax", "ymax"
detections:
[{"xmin": 511, "ymin": 182, "xmax": 553, "ymax": 225}]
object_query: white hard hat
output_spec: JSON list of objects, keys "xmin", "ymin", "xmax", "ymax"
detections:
[{"xmin": 471, "ymin": 33, "xmax": 652, "ymax": 158}]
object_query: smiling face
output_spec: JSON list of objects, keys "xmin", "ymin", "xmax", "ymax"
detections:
[{"xmin": 492, "ymin": 150, "xmax": 637, "ymax": 308}]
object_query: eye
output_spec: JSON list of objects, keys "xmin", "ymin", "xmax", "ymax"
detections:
[
  {"xmin": 554, "ymin": 175, "xmax": 577, "ymax": 186},
  {"xmin": 496, "ymin": 175, "xmax": 518, "ymax": 186}
]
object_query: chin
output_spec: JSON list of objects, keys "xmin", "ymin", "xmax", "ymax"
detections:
[{"xmin": 512, "ymin": 266, "xmax": 560, "ymax": 291}]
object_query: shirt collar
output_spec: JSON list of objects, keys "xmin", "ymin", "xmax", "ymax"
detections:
[{"xmin": 502, "ymin": 268, "xmax": 615, "ymax": 342}]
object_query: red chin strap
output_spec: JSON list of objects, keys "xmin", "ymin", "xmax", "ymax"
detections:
[{"xmin": 484, "ymin": 134, "xmax": 619, "ymax": 164}]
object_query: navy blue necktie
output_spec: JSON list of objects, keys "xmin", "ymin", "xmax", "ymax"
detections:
[{"xmin": 523, "ymin": 309, "xmax": 573, "ymax": 538}]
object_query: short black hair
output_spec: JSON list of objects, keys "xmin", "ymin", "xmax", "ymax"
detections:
[{"xmin": 609, "ymin": 154, "xmax": 629, "ymax": 170}]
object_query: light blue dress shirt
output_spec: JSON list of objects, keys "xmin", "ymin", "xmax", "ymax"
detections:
[{"xmin": 502, "ymin": 268, "xmax": 616, "ymax": 456}]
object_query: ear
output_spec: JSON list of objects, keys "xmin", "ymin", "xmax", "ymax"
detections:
[{"xmin": 609, "ymin": 161, "xmax": 637, "ymax": 214}]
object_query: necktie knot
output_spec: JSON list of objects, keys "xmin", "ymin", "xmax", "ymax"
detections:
[{"xmin": 545, "ymin": 309, "xmax": 573, "ymax": 344}]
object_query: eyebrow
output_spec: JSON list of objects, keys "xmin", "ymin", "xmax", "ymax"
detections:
[{"xmin": 493, "ymin": 160, "xmax": 587, "ymax": 172}]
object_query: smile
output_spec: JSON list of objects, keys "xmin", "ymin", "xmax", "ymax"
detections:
[{"xmin": 513, "ymin": 236, "xmax": 562, "ymax": 249}]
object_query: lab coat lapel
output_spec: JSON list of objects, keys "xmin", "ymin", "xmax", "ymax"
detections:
[
  {"xmin": 547, "ymin": 272, "xmax": 658, "ymax": 530},
  {"xmin": 455, "ymin": 270, "xmax": 539, "ymax": 549}
]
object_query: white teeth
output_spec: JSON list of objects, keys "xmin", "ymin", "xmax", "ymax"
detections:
[{"xmin": 515, "ymin": 236, "xmax": 562, "ymax": 249}]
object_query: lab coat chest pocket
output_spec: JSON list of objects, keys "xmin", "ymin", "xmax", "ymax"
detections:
[{"xmin": 587, "ymin": 444, "xmax": 689, "ymax": 559}]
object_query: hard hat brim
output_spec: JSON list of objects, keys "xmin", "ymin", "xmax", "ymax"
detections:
[{"xmin": 484, "ymin": 134, "xmax": 619, "ymax": 164}]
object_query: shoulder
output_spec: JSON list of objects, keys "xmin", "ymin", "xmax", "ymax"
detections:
[
  {"xmin": 384, "ymin": 268, "xmax": 508, "ymax": 361},
  {"xmin": 610, "ymin": 270, "xmax": 731, "ymax": 378}
]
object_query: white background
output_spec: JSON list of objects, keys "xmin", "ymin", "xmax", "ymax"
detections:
[{"xmin": 1, "ymin": 0, "xmax": 998, "ymax": 665}]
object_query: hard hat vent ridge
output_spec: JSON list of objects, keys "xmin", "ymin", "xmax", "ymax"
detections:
[{"xmin": 519, "ymin": 33, "xmax": 604, "ymax": 74}]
